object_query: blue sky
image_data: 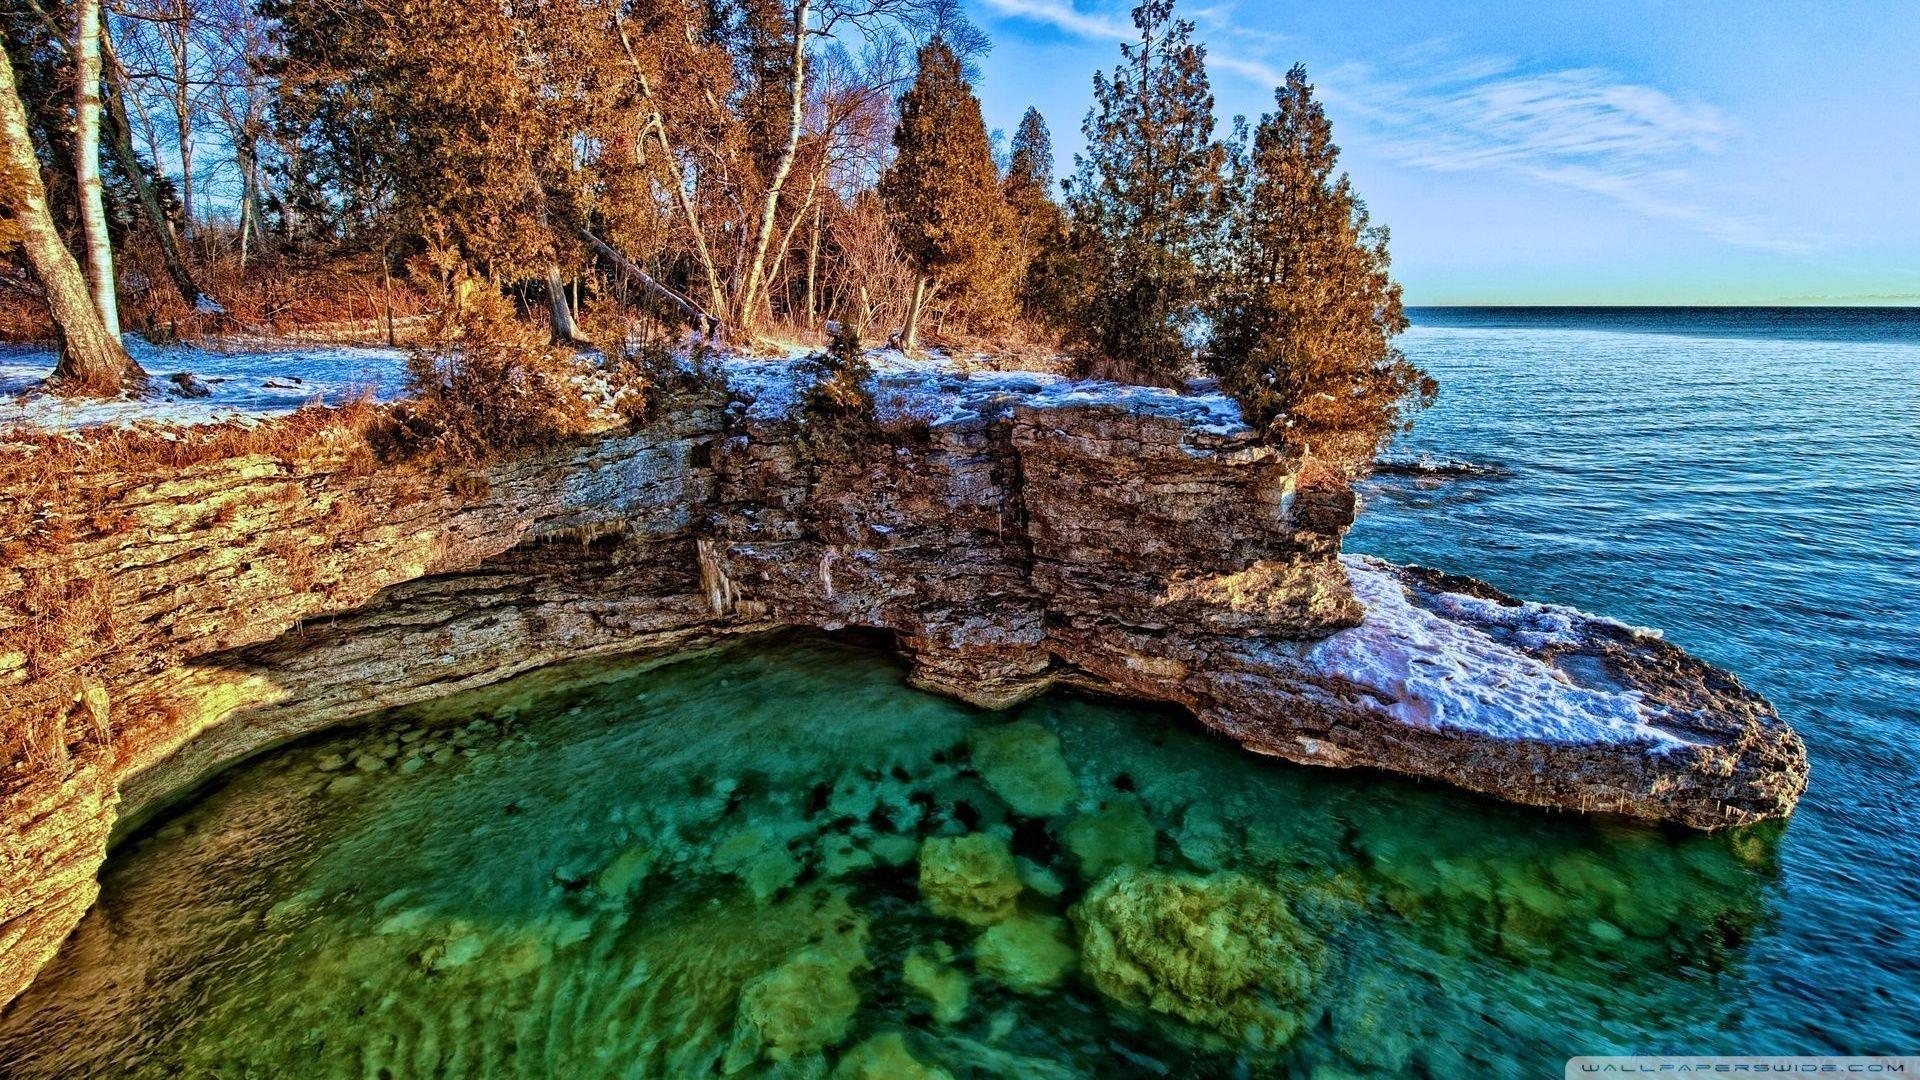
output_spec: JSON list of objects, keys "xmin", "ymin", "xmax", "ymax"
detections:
[{"xmin": 964, "ymin": 0, "xmax": 1920, "ymax": 305}]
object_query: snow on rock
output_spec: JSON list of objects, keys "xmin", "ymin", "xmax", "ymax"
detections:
[
  {"xmin": 1308, "ymin": 554, "xmax": 1695, "ymax": 750},
  {"xmin": 715, "ymin": 347, "xmax": 1251, "ymax": 436},
  {"xmin": 1, "ymin": 337, "xmax": 408, "ymax": 433}
]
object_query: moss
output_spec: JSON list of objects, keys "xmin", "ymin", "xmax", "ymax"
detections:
[
  {"xmin": 903, "ymin": 945, "xmax": 970, "ymax": 1024},
  {"xmin": 969, "ymin": 721, "xmax": 1078, "ymax": 817},
  {"xmin": 918, "ymin": 833, "xmax": 1023, "ymax": 926},
  {"xmin": 1062, "ymin": 796, "xmax": 1155, "ymax": 880},
  {"xmin": 833, "ymin": 1032, "xmax": 953, "ymax": 1080},
  {"xmin": 974, "ymin": 914, "xmax": 1077, "ymax": 994},
  {"xmin": 1073, "ymin": 867, "xmax": 1323, "ymax": 1050}
]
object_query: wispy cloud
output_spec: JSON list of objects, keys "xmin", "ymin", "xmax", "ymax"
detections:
[
  {"xmin": 975, "ymin": 0, "xmax": 1131, "ymax": 42},
  {"xmin": 973, "ymin": 1, "xmax": 1800, "ymax": 250}
]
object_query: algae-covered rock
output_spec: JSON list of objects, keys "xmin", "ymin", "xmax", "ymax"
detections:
[
  {"xmin": 1073, "ymin": 867, "xmax": 1322, "ymax": 1049},
  {"xmin": 833, "ymin": 1032, "xmax": 953, "ymax": 1080},
  {"xmin": 712, "ymin": 827, "xmax": 805, "ymax": 903},
  {"xmin": 595, "ymin": 847, "xmax": 654, "ymax": 901},
  {"xmin": 918, "ymin": 833, "xmax": 1022, "ymax": 926},
  {"xmin": 902, "ymin": 946, "xmax": 970, "ymax": 1023},
  {"xmin": 974, "ymin": 914, "xmax": 1076, "ymax": 993},
  {"xmin": 1016, "ymin": 856, "xmax": 1065, "ymax": 899},
  {"xmin": 969, "ymin": 721, "xmax": 1077, "ymax": 817},
  {"xmin": 731, "ymin": 919, "xmax": 871, "ymax": 1064},
  {"xmin": 1062, "ymin": 796, "xmax": 1155, "ymax": 880}
]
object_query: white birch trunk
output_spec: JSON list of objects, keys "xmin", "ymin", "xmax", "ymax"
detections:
[{"xmin": 73, "ymin": 0, "xmax": 121, "ymax": 337}]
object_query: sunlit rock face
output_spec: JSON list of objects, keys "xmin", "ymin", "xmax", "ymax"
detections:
[{"xmin": 0, "ymin": 361, "xmax": 1804, "ymax": 1009}]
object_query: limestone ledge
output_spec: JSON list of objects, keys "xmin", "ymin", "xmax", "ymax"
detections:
[{"xmin": 0, "ymin": 385, "xmax": 1806, "ymax": 1010}]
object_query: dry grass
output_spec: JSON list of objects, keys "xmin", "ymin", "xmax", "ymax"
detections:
[{"xmin": 1, "ymin": 245, "xmax": 438, "ymax": 346}]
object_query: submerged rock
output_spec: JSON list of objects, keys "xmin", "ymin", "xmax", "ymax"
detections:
[
  {"xmin": 918, "ymin": 833, "xmax": 1023, "ymax": 926},
  {"xmin": 1073, "ymin": 867, "xmax": 1323, "ymax": 1049},
  {"xmin": 1062, "ymin": 796, "xmax": 1155, "ymax": 880},
  {"xmin": 833, "ymin": 1033, "xmax": 953, "ymax": 1080},
  {"xmin": 974, "ymin": 914, "xmax": 1077, "ymax": 993},
  {"xmin": 902, "ymin": 946, "xmax": 970, "ymax": 1024},
  {"xmin": 730, "ymin": 915, "xmax": 870, "ymax": 1065},
  {"xmin": 594, "ymin": 847, "xmax": 654, "ymax": 901},
  {"xmin": 969, "ymin": 722, "xmax": 1077, "ymax": 817}
]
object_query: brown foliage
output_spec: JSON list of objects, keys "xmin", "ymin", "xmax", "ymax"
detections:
[{"xmin": 394, "ymin": 286, "xmax": 646, "ymax": 464}]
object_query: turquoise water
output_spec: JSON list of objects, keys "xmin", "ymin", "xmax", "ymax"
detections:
[{"xmin": 1, "ymin": 309, "xmax": 1915, "ymax": 1076}]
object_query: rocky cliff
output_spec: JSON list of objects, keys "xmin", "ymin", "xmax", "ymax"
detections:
[{"xmin": 0, "ymin": 363, "xmax": 1807, "ymax": 1009}]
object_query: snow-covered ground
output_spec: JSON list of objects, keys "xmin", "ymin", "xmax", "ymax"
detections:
[
  {"xmin": 4, "ymin": 338, "xmax": 1245, "ymax": 440},
  {"xmin": 0, "ymin": 337, "xmax": 408, "ymax": 432},
  {"xmin": 715, "ymin": 346, "xmax": 1250, "ymax": 435},
  {"xmin": 1306, "ymin": 554, "xmax": 1693, "ymax": 750}
]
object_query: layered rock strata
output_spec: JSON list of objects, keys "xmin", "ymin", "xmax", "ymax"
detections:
[{"xmin": 0, "ymin": 371, "xmax": 1807, "ymax": 1009}]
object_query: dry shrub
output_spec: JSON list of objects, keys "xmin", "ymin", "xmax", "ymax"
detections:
[
  {"xmin": 122, "ymin": 241, "xmax": 436, "ymax": 343},
  {"xmin": 265, "ymin": 536, "xmax": 321, "ymax": 593},
  {"xmin": 394, "ymin": 287, "xmax": 643, "ymax": 463},
  {"xmin": 5, "ymin": 567, "xmax": 116, "ymax": 681}
]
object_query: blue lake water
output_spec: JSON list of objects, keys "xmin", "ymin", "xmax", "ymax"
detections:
[{"xmin": 1356, "ymin": 306, "xmax": 1920, "ymax": 1050}]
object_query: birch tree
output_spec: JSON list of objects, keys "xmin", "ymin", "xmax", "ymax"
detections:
[
  {"xmin": 72, "ymin": 0, "xmax": 121, "ymax": 337},
  {"xmin": 0, "ymin": 40, "xmax": 143, "ymax": 392}
]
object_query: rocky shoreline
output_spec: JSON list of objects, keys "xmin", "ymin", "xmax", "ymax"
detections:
[{"xmin": 0, "ymin": 359, "xmax": 1808, "ymax": 1008}]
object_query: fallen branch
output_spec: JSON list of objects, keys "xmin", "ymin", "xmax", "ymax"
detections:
[{"xmin": 580, "ymin": 229, "xmax": 722, "ymax": 339}]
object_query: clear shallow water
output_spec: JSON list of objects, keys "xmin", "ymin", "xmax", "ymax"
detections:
[
  {"xmin": 2, "ymin": 308, "xmax": 1916, "ymax": 1076},
  {"xmin": 0, "ymin": 635, "xmax": 1794, "ymax": 1078}
]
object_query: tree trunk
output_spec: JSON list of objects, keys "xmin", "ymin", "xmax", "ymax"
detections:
[
  {"xmin": 805, "ymin": 199, "xmax": 822, "ymax": 326},
  {"xmin": 1, "ymin": 44, "xmax": 142, "ymax": 393},
  {"xmin": 734, "ymin": 0, "xmax": 810, "ymax": 331},
  {"xmin": 165, "ymin": 0, "xmax": 193, "ymax": 237},
  {"xmin": 582, "ymin": 229, "xmax": 717, "ymax": 338},
  {"xmin": 545, "ymin": 264, "xmax": 581, "ymax": 343},
  {"xmin": 72, "ymin": 0, "xmax": 121, "ymax": 337},
  {"xmin": 903, "ymin": 276, "xmax": 930, "ymax": 354},
  {"xmin": 102, "ymin": 27, "xmax": 203, "ymax": 308}
]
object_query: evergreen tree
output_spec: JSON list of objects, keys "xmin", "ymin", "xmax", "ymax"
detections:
[
  {"xmin": 1003, "ymin": 106, "xmax": 1073, "ymax": 326},
  {"xmin": 1065, "ymin": 0, "xmax": 1223, "ymax": 383},
  {"xmin": 1205, "ymin": 65, "xmax": 1434, "ymax": 464},
  {"xmin": 879, "ymin": 38, "xmax": 1016, "ymax": 351}
]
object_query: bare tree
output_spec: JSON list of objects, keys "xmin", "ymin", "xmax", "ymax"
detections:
[{"xmin": 1, "ymin": 41, "xmax": 144, "ymax": 392}]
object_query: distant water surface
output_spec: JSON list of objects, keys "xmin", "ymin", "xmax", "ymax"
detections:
[
  {"xmin": 1358, "ymin": 305, "xmax": 1920, "ymax": 1050},
  {"xmin": 0, "ymin": 308, "xmax": 1915, "ymax": 1076}
]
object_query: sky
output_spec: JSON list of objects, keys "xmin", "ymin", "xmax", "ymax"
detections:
[{"xmin": 963, "ymin": 0, "xmax": 1920, "ymax": 305}]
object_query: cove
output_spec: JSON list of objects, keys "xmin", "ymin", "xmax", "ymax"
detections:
[{"xmin": 0, "ymin": 631, "xmax": 1787, "ymax": 1077}]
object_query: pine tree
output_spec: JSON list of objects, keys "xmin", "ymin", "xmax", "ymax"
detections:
[
  {"xmin": 1065, "ymin": 0, "xmax": 1223, "ymax": 384},
  {"xmin": 1003, "ymin": 106, "xmax": 1073, "ymax": 326},
  {"xmin": 1205, "ymin": 65, "xmax": 1434, "ymax": 465},
  {"xmin": 878, "ymin": 38, "xmax": 1017, "ymax": 351}
]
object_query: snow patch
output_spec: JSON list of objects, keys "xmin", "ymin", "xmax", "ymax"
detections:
[
  {"xmin": 1307, "ymin": 554, "xmax": 1694, "ymax": 750},
  {"xmin": 1, "ymin": 337, "xmax": 408, "ymax": 433},
  {"xmin": 715, "ymin": 347, "xmax": 1250, "ymax": 436}
]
